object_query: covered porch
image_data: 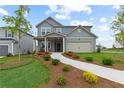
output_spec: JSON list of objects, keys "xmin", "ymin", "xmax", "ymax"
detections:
[{"xmin": 34, "ymin": 32, "xmax": 66, "ymax": 52}]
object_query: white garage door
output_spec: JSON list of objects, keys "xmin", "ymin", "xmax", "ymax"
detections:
[
  {"xmin": 66, "ymin": 43, "xmax": 91, "ymax": 52},
  {"xmin": 0, "ymin": 45, "xmax": 8, "ymax": 56}
]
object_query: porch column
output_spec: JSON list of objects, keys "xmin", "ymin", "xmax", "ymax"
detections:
[
  {"xmin": 63, "ymin": 37, "xmax": 65, "ymax": 52},
  {"xmin": 47, "ymin": 39, "xmax": 48, "ymax": 52},
  {"xmin": 33, "ymin": 39, "xmax": 36, "ymax": 52},
  {"xmin": 45, "ymin": 37, "xmax": 47, "ymax": 52}
]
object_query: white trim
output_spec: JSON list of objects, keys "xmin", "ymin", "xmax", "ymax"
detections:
[
  {"xmin": 66, "ymin": 37, "xmax": 94, "ymax": 38},
  {"xmin": 11, "ymin": 43, "xmax": 14, "ymax": 55},
  {"xmin": 47, "ymin": 39, "xmax": 48, "ymax": 52},
  {"xmin": 0, "ymin": 44, "xmax": 9, "ymax": 54},
  {"xmin": 45, "ymin": 37, "xmax": 47, "ymax": 52},
  {"xmin": 63, "ymin": 37, "xmax": 65, "ymax": 52}
]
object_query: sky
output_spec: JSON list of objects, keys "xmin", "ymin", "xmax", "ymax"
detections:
[{"xmin": 0, "ymin": 5, "xmax": 122, "ymax": 48}]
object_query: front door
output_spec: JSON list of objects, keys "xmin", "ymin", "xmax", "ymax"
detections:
[{"xmin": 56, "ymin": 43, "xmax": 61, "ymax": 52}]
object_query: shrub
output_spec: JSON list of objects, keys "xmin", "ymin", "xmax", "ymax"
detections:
[
  {"xmin": 102, "ymin": 58, "xmax": 114, "ymax": 66},
  {"xmin": 43, "ymin": 55, "xmax": 51, "ymax": 61},
  {"xmin": 83, "ymin": 71, "xmax": 98, "ymax": 84},
  {"xmin": 6, "ymin": 53, "xmax": 13, "ymax": 57},
  {"xmin": 64, "ymin": 51, "xmax": 74, "ymax": 56},
  {"xmin": 97, "ymin": 47, "xmax": 101, "ymax": 53},
  {"xmin": 27, "ymin": 50, "xmax": 31, "ymax": 54},
  {"xmin": 72, "ymin": 55, "xmax": 79, "ymax": 59},
  {"xmin": 85, "ymin": 57, "xmax": 93, "ymax": 62},
  {"xmin": 52, "ymin": 59, "xmax": 60, "ymax": 65},
  {"xmin": 63, "ymin": 65, "xmax": 70, "ymax": 72},
  {"xmin": 56, "ymin": 75, "xmax": 66, "ymax": 86},
  {"xmin": 37, "ymin": 52, "xmax": 42, "ymax": 56},
  {"xmin": 64, "ymin": 52, "xmax": 68, "ymax": 55}
]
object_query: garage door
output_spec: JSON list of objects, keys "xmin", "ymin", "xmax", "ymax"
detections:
[
  {"xmin": 66, "ymin": 43, "xmax": 91, "ymax": 52},
  {"xmin": 0, "ymin": 45, "xmax": 8, "ymax": 56}
]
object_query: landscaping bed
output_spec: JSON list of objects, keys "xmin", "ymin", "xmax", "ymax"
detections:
[
  {"xmin": 36, "ymin": 55, "xmax": 124, "ymax": 88},
  {"xmin": 63, "ymin": 52, "xmax": 124, "ymax": 70},
  {"xmin": 0, "ymin": 53, "xmax": 124, "ymax": 88}
]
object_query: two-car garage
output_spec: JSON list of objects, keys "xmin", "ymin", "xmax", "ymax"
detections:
[
  {"xmin": 0, "ymin": 45, "xmax": 8, "ymax": 56},
  {"xmin": 66, "ymin": 42, "xmax": 92, "ymax": 52}
]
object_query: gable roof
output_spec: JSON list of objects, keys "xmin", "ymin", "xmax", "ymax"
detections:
[
  {"xmin": 36, "ymin": 17, "xmax": 63, "ymax": 27},
  {"xmin": 0, "ymin": 27, "xmax": 34, "ymax": 37},
  {"xmin": 67, "ymin": 25, "xmax": 97, "ymax": 38},
  {"xmin": 54, "ymin": 25, "xmax": 92, "ymax": 28}
]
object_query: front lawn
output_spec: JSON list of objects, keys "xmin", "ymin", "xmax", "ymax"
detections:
[
  {"xmin": 76, "ymin": 53, "xmax": 124, "ymax": 70},
  {"xmin": 0, "ymin": 55, "xmax": 50, "ymax": 88},
  {"xmin": 0, "ymin": 55, "xmax": 33, "ymax": 64},
  {"xmin": 102, "ymin": 48, "xmax": 123, "ymax": 53}
]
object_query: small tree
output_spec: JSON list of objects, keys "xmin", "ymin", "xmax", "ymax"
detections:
[
  {"xmin": 96, "ymin": 44, "xmax": 101, "ymax": 53},
  {"xmin": 111, "ymin": 6, "xmax": 124, "ymax": 58},
  {"xmin": 2, "ymin": 5, "xmax": 32, "ymax": 62},
  {"xmin": 112, "ymin": 44, "xmax": 116, "ymax": 49}
]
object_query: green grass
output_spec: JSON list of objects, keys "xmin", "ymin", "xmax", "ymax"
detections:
[
  {"xmin": 102, "ymin": 49, "xmax": 123, "ymax": 52},
  {"xmin": 0, "ymin": 55, "xmax": 50, "ymax": 88},
  {"xmin": 0, "ymin": 55, "xmax": 34, "ymax": 64},
  {"xmin": 77, "ymin": 53, "xmax": 124, "ymax": 65}
]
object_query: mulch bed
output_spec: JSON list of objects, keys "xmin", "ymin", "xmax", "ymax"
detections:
[
  {"xmin": 62, "ymin": 53, "xmax": 124, "ymax": 71},
  {"xmin": 37, "ymin": 57, "xmax": 124, "ymax": 88}
]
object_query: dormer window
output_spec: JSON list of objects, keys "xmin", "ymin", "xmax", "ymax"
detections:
[
  {"xmin": 56, "ymin": 28, "xmax": 62, "ymax": 33},
  {"xmin": 41, "ymin": 27, "xmax": 51, "ymax": 35}
]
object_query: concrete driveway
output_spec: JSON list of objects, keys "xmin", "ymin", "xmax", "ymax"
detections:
[{"xmin": 51, "ymin": 53, "xmax": 124, "ymax": 85}]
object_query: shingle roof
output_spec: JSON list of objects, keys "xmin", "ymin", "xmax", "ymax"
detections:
[{"xmin": 36, "ymin": 17, "xmax": 63, "ymax": 27}]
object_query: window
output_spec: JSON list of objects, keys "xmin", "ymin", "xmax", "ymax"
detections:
[
  {"xmin": 42, "ymin": 28, "xmax": 45, "ymax": 35},
  {"xmin": 7, "ymin": 31, "xmax": 13, "ymax": 37},
  {"xmin": 78, "ymin": 29, "xmax": 81, "ymax": 32},
  {"xmin": 46, "ymin": 28, "xmax": 51, "ymax": 34},
  {"xmin": 41, "ymin": 27, "xmax": 51, "ymax": 35},
  {"xmin": 56, "ymin": 28, "xmax": 62, "ymax": 33}
]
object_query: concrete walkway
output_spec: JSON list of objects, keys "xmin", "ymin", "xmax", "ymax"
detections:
[
  {"xmin": 51, "ymin": 53, "xmax": 124, "ymax": 85},
  {"xmin": 0, "ymin": 56, "xmax": 4, "ymax": 58}
]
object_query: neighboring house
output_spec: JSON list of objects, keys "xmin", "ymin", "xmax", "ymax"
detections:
[
  {"xmin": 0, "ymin": 27, "xmax": 34, "ymax": 56},
  {"xmin": 34, "ymin": 17, "xmax": 97, "ymax": 52}
]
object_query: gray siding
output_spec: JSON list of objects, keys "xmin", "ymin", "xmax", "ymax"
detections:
[
  {"xmin": 0, "ymin": 28, "xmax": 13, "ymax": 38},
  {"xmin": 37, "ymin": 22, "xmax": 53, "ymax": 36},
  {"xmin": 0, "ymin": 29, "xmax": 6, "ymax": 38},
  {"xmin": 62, "ymin": 27, "xmax": 75, "ymax": 34},
  {"xmin": 37, "ymin": 18, "xmax": 62, "ymax": 36},
  {"xmin": 13, "ymin": 33, "xmax": 34, "ymax": 54},
  {"xmin": 67, "ymin": 29, "xmax": 93, "ymax": 37}
]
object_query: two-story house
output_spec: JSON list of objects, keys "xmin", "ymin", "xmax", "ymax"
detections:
[
  {"xmin": 0, "ymin": 27, "xmax": 34, "ymax": 56},
  {"xmin": 34, "ymin": 17, "xmax": 97, "ymax": 52}
]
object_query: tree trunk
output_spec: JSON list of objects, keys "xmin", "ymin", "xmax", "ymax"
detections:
[
  {"xmin": 18, "ymin": 30, "xmax": 21, "ymax": 62},
  {"xmin": 122, "ymin": 42, "xmax": 124, "ymax": 59}
]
